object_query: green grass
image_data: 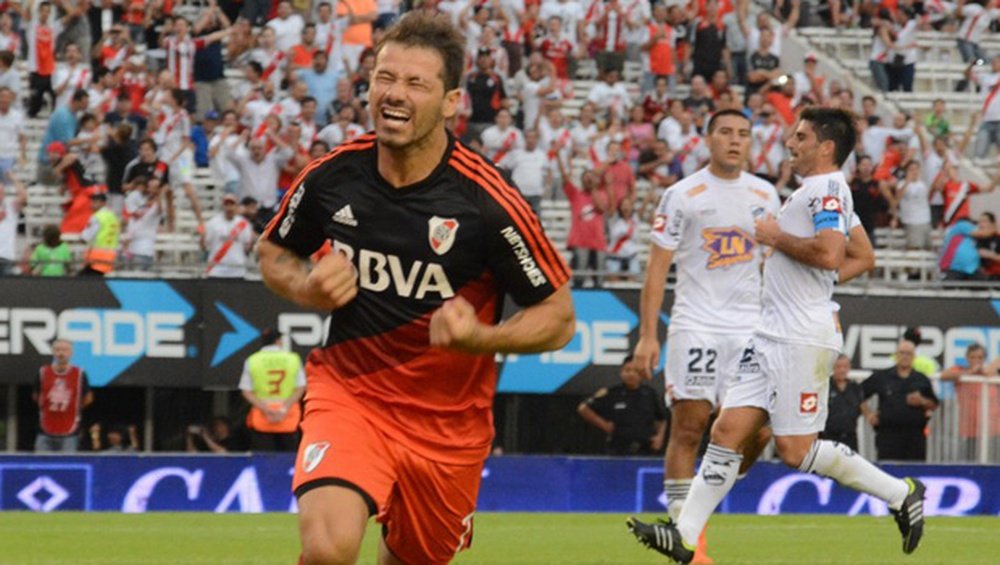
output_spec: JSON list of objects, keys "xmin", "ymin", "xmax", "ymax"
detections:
[{"xmin": 0, "ymin": 512, "xmax": 997, "ymax": 564}]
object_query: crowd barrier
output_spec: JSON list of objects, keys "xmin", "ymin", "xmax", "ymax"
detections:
[{"xmin": 1, "ymin": 455, "xmax": 997, "ymax": 515}]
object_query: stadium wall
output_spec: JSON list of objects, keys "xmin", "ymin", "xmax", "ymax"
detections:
[
  {"xmin": 0, "ymin": 278, "xmax": 997, "ymax": 391},
  {"xmin": 1, "ymin": 455, "xmax": 997, "ymax": 515}
]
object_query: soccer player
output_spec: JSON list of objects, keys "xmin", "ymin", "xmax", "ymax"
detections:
[
  {"xmin": 257, "ymin": 12, "xmax": 575, "ymax": 565},
  {"xmin": 630, "ymin": 109, "xmax": 779, "ymax": 562},
  {"xmin": 628, "ymin": 108, "xmax": 926, "ymax": 563}
]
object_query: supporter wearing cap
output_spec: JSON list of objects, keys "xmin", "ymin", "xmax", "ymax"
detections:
[
  {"xmin": 38, "ymin": 89, "xmax": 90, "ymax": 184},
  {"xmin": 201, "ymin": 191, "xmax": 253, "ymax": 279}
]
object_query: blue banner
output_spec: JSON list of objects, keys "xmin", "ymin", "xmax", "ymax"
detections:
[{"xmin": 1, "ymin": 455, "xmax": 997, "ymax": 516}]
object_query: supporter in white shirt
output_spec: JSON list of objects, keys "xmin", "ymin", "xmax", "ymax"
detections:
[
  {"xmin": 746, "ymin": 13, "xmax": 783, "ymax": 58},
  {"xmin": 241, "ymin": 82, "xmax": 284, "ymax": 134},
  {"xmin": 222, "ymin": 131, "xmax": 294, "ymax": 209},
  {"xmin": 671, "ymin": 111, "xmax": 709, "ymax": 179},
  {"xmin": 152, "ymin": 88, "xmax": 205, "ymax": 229},
  {"xmin": 605, "ymin": 200, "xmax": 640, "ymax": 278},
  {"xmin": 317, "ymin": 106, "xmax": 367, "ymax": 147},
  {"xmin": 0, "ymin": 87, "xmax": 26, "ymax": 178},
  {"xmin": 539, "ymin": 0, "xmax": 585, "ymax": 47},
  {"xmin": 587, "ymin": 67, "xmax": 632, "ymax": 121},
  {"xmin": 0, "ymin": 174, "xmax": 26, "ymax": 274},
  {"xmin": 202, "ymin": 193, "xmax": 254, "ymax": 279},
  {"xmin": 519, "ymin": 60, "xmax": 559, "ymax": 131},
  {"xmin": 250, "ymin": 28, "xmax": 288, "ymax": 92},
  {"xmin": 893, "ymin": 160, "xmax": 932, "ymax": 249},
  {"xmin": 267, "ymin": 0, "xmax": 306, "ymax": 52},
  {"xmin": 53, "ymin": 43, "xmax": 91, "ymax": 109},
  {"xmin": 656, "ymin": 100, "xmax": 685, "ymax": 148},
  {"xmin": 0, "ymin": 51, "xmax": 20, "ymax": 101},
  {"xmin": 314, "ymin": 1, "xmax": 351, "ymax": 74},
  {"xmin": 957, "ymin": 0, "xmax": 1000, "ymax": 62},
  {"xmin": 499, "ymin": 129, "xmax": 549, "ymax": 213},
  {"xmin": 570, "ymin": 102, "xmax": 599, "ymax": 157},
  {"xmin": 208, "ymin": 111, "xmax": 243, "ymax": 195},
  {"xmin": 749, "ymin": 106, "xmax": 785, "ymax": 179},
  {"xmin": 970, "ymin": 55, "xmax": 1000, "ymax": 159},
  {"xmin": 860, "ymin": 113, "xmax": 913, "ymax": 164},
  {"xmin": 480, "ymin": 108, "xmax": 525, "ymax": 162},
  {"xmin": 121, "ymin": 176, "xmax": 163, "ymax": 269}
]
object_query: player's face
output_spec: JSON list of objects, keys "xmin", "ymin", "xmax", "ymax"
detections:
[
  {"xmin": 707, "ymin": 115, "xmax": 752, "ymax": 171},
  {"xmin": 786, "ymin": 119, "xmax": 829, "ymax": 176},
  {"xmin": 370, "ymin": 43, "xmax": 459, "ymax": 152}
]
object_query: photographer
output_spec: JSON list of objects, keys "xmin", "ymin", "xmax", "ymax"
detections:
[{"xmin": 185, "ymin": 416, "xmax": 244, "ymax": 453}]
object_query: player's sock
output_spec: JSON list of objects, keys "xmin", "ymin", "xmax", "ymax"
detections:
[
  {"xmin": 663, "ymin": 478, "xmax": 692, "ymax": 521},
  {"xmin": 799, "ymin": 440, "xmax": 909, "ymax": 510},
  {"xmin": 676, "ymin": 444, "xmax": 742, "ymax": 545}
]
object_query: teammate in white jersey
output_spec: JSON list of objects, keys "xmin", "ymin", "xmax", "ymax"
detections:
[
  {"xmin": 631, "ymin": 109, "xmax": 779, "ymax": 562},
  {"xmin": 629, "ymin": 108, "xmax": 925, "ymax": 563}
]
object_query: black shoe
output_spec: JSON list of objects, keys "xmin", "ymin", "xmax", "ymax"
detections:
[
  {"xmin": 891, "ymin": 478, "xmax": 926, "ymax": 554},
  {"xmin": 626, "ymin": 516, "xmax": 695, "ymax": 563}
]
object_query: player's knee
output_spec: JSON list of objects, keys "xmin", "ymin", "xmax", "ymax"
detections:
[
  {"xmin": 773, "ymin": 438, "xmax": 810, "ymax": 469},
  {"xmin": 708, "ymin": 418, "xmax": 744, "ymax": 450},
  {"xmin": 300, "ymin": 536, "xmax": 360, "ymax": 565}
]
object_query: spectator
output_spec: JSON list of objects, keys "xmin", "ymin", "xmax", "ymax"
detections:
[
  {"xmin": 222, "ymin": 130, "xmax": 294, "ymax": 211},
  {"xmin": 91, "ymin": 23, "xmax": 133, "ymax": 73},
  {"xmin": 848, "ymin": 155, "xmax": 889, "ymax": 244},
  {"xmin": 862, "ymin": 339, "xmax": 939, "ymax": 461},
  {"xmin": 298, "ymin": 50, "xmax": 341, "ymax": 125},
  {"xmin": 682, "ymin": 75, "xmax": 714, "ymax": 115},
  {"xmin": 53, "ymin": 42, "xmax": 89, "ymax": 109},
  {"xmin": 104, "ymin": 95, "xmax": 147, "ymax": 140},
  {"xmin": 975, "ymin": 212, "xmax": 1000, "ymax": 279},
  {"xmin": 587, "ymin": 67, "xmax": 631, "ymax": 122},
  {"xmin": 888, "ymin": 7, "xmax": 918, "ymax": 92},
  {"xmin": 239, "ymin": 329, "xmax": 306, "ymax": 452},
  {"xmin": 26, "ymin": 1, "xmax": 63, "ymax": 118},
  {"xmin": 0, "ymin": 13, "xmax": 19, "ymax": 54},
  {"xmin": 557, "ymin": 156, "xmax": 608, "ymax": 287},
  {"xmin": 746, "ymin": 27, "xmax": 781, "ymax": 98},
  {"xmin": 924, "ymin": 98, "xmax": 951, "ymax": 138},
  {"xmin": 499, "ymin": 129, "xmax": 548, "ymax": 214},
  {"xmin": 57, "ymin": 0, "xmax": 92, "ymax": 57},
  {"xmin": 159, "ymin": 16, "xmax": 232, "ymax": 114},
  {"xmin": 0, "ymin": 87, "xmax": 25, "ymax": 180},
  {"xmin": 186, "ymin": 416, "xmax": 245, "ymax": 453},
  {"xmin": 193, "ymin": 4, "xmax": 233, "ymax": 119},
  {"xmin": 955, "ymin": 0, "xmax": 1000, "ymax": 90},
  {"xmin": 598, "ymin": 139, "xmax": 635, "ymax": 209},
  {"xmin": 33, "ymin": 339, "xmax": 93, "ymax": 453},
  {"xmin": 749, "ymin": 102, "xmax": 784, "ymax": 183},
  {"xmin": 89, "ymin": 422, "xmax": 139, "ymax": 452},
  {"xmin": 152, "ymin": 88, "xmax": 205, "ymax": 229},
  {"xmin": 892, "ymin": 160, "xmax": 932, "ymax": 250},
  {"xmin": 480, "ymin": 108, "xmax": 524, "ymax": 163},
  {"xmin": 577, "ymin": 355, "xmax": 667, "ymax": 455},
  {"xmin": 721, "ymin": 0, "xmax": 749, "ymax": 87},
  {"xmin": 202, "ymin": 193, "xmax": 254, "ymax": 279},
  {"xmin": 338, "ymin": 0, "xmax": 378, "ymax": 72},
  {"xmin": 0, "ymin": 172, "xmax": 26, "ymax": 276},
  {"xmin": 940, "ymin": 216, "xmax": 985, "ymax": 280},
  {"xmin": 588, "ymin": 0, "xmax": 629, "ymax": 75},
  {"xmin": 643, "ymin": 76, "xmax": 672, "ymax": 124},
  {"xmin": 536, "ymin": 15, "xmax": 574, "ymax": 81},
  {"xmin": 39, "ymin": 89, "xmax": 89, "ymax": 184},
  {"xmin": 207, "ymin": 111, "xmax": 242, "ymax": 195},
  {"xmin": 940, "ymin": 343, "xmax": 1000, "ymax": 461},
  {"xmin": 689, "ymin": 0, "xmax": 727, "ymax": 81},
  {"xmin": 936, "ymin": 161, "xmax": 999, "ymax": 227},
  {"xmin": 267, "ymin": 0, "xmax": 305, "ymax": 52},
  {"xmin": 0, "ymin": 51, "xmax": 19, "ymax": 101},
  {"xmin": 240, "ymin": 196, "xmax": 268, "ymax": 236},
  {"xmin": 466, "ymin": 48, "xmax": 508, "ymax": 140},
  {"xmin": 868, "ymin": 9, "xmax": 894, "ymax": 92},
  {"xmin": 517, "ymin": 60, "xmax": 558, "ymax": 131},
  {"xmin": 121, "ymin": 176, "xmax": 162, "ymax": 270},
  {"xmin": 30, "ymin": 224, "xmax": 73, "ymax": 276},
  {"xmin": 901, "ymin": 327, "xmax": 941, "ymax": 380},
  {"xmin": 605, "ymin": 198, "xmax": 640, "ymax": 281},
  {"xmin": 968, "ymin": 55, "xmax": 1000, "ymax": 160},
  {"xmin": 79, "ymin": 192, "xmax": 120, "ymax": 276},
  {"xmin": 50, "ymin": 141, "xmax": 102, "ymax": 234},
  {"xmin": 99, "ymin": 123, "xmax": 136, "ymax": 212},
  {"xmin": 122, "ymin": 138, "xmax": 170, "ymax": 194},
  {"xmin": 289, "ymin": 23, "xmax": 319, "ymax": 71},
  {"xmin": 821, "ymin": 354, "xmax": 869, "ymax": 452},
  {"xmin": 793, "ymin": 52, "xmax": 826, "ymax": 103}
]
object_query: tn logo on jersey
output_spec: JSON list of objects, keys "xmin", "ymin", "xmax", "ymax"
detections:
[
  {"xmin": 701, "ymin": 227, "xmax": 755, "ymax": 269},
  {"xmin": 428, "ymin": 216, "xmax": 459, "ymax": 256}
]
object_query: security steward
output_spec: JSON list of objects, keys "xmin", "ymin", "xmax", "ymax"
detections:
[
  {"xmin": 238, "ymin": 328, "xmax": 306, "ymax": 451},
  {"xmin": 80, "ymin": 192, "xmax": 120, "ymax": 275},
  {"xmin": 578, "ymin": 355, "xmax": 667, "ymax": 455},
  {"xmin": 821, "ymin": 354, "xmax": 869, "ymax": 451}
]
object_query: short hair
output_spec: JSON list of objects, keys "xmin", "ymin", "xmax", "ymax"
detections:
[
  {"xmin": 71, "ymin": 89, "xmax": 90, "ymax": 102},
  {"xmin": 856, "ymin": 154, "xmax": 872, "ymax": 164},
  {"xmin": 301, "ymin": 96, "xmax": 317, "ymax": 106},
  {"xmin": 967, "ymin": 343, "xmax": 986, "ymax": 356},
  {"xmin": 246, "ymin": 61, "xmax": 263, "ymax": 75},
  {"xmin": 799, "ymin": 107, "xmax": 857, "ymax": 167},
  {"xmin": 131, "ymin": 175, "xmax": 149, "ymax": 186},
  {"xmin": 861, "ymin": 95, "xmax": 876, "ymax": 105},
  {"xmin": 139, "ymin": 137, "xmax": 158, "ymax": 152},
  {"xmin": 707, "ymin": 109, "xmax": 751, "ymax": 133},
  {"xmin": 835, "ymin": 353, "xmax": 850, "ymax": 362},
  {"xmin": 310, "ymin": 140, "xmax": 331, "ymax": 153},
  {"xmin": 170, "ymin": 88, "xmax": 186, "ymax": 105},
  {"xmin": 375, "ymin": 11, "xmax": 465, "ymax": 92},
  {"xmin": 983, "ymin": 211, "xmax": 997, "ymax": 224},
  {"xmin": 303, "ymin": 22, "xmax": 316, "ymax": 31},
  {"xmin": 0, "ymin": 50, "xmax": 14, "ymax": 67},
  {"xmin": 42, "ymin": 224, "xmax": 62, "ymax": 247},
  {"xmin": 622, "ymin": 354, "xmax": 634, "ymax": 366}
]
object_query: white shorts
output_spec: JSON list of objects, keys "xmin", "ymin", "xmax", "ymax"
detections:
[
  {"xmin": 664, "ymin": 330, "xmax": 750, "ymax": 408},
  {"xmin": 723, "ymin": 334, "xmax": 837, "ymax": 436},
  {"xmin": 170, "ymin": 150, "xmax": 194, "ymax": 188}
]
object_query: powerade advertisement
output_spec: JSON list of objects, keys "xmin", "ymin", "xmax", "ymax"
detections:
[
  {"xmin": 1, "ymin": 455, "xmax": 998, "ymax": 515},
  {"xmin": 0, "ymin": 278, "xmax": 998, "ymax": 391}
]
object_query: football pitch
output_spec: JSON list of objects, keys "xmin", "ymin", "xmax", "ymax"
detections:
[{"xmin": 1, "ymin": 512, "xmax": 998, "ymax": 564}]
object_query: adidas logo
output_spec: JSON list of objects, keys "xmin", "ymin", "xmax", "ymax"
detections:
[{"xmin": 332, "ymin": 205, "xmax": 358, "ymax": 227}]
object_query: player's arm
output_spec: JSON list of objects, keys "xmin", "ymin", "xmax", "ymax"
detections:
[
  {"xmin": 430, "ymin": 284, "xmax": 574, "ymax": 354},
  {"xmin": 258, "ymin": 240, "xmax": 356, "ymax": 311},
  {"xmin": 634, "ymin": 244, "xmax": 673, "ymax": 378},
  {"xmin": 755, "ymin": 215, "xmax": 846, "ymax": 271},
  {"xmin": 838, "ymin": 222, "xmax": 875, "ymax": 283}
]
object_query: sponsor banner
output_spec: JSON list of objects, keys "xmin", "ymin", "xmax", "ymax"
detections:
[
  {"xmin": 1, "ymin": 278, "xmax": 997, "ymax": 391},
  {"xmin": 1, "ymin": 455, "xmax": 998, "ymax": 515}
]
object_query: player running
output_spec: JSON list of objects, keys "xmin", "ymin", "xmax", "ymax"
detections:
[
  {"xmin": 630, "ymin": 109, "xmax": 779, "ymax": 562},
  {"xmin": 628, "ymin": 108, "xmax": 925, "ymax": 563},
  {"xmin": 258, "ymin": 12, "xmax": 575, "ymax": 565}
]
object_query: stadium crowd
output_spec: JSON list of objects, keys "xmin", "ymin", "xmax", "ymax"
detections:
[{"xmin": 0, "ymin": 0, "xmax": 998, "ymax": 281}]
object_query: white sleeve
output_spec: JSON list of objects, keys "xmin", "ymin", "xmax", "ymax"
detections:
[
  {"xmin": 237, "ymin": 359, "xmax": 253, "ymax": 391},
  {"xmin": 650, "ymin": 188, "xmax": 685, "ymax": 250}
]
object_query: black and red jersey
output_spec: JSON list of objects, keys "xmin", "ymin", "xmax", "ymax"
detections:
[{"xmin": 265, "ymin": 132, "xmax": 570, "ymax": 463}]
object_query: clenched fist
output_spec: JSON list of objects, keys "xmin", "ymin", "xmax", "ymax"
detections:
[
  {"xmin": 297, "ymin": 251, "xmax": 358, "ymax": 310},
  {"xmin": 429, "ymin": 297, "xmax": 484, "ymax": 351}
]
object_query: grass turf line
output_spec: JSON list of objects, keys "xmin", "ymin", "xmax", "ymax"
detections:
[{"xmin": 0, "ymin": 513, "xmax": 997, "ymax": 564}]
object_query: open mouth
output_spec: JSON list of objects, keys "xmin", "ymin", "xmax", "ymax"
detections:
[{"xmin": 380, "ymin": 106, "xmax": 411, "ymax": 124}]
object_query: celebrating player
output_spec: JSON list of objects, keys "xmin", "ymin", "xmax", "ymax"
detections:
[
  {"xmin": 628, "ymin": 108, "xmax": 925, "ymax": 563},
  {"xmin": 629, "ymin": 109, "xmax": 779, "ymax": 562},
  {"xmin": 257, "ymin": 12, "xmax": 575, "ymax": 565}
]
